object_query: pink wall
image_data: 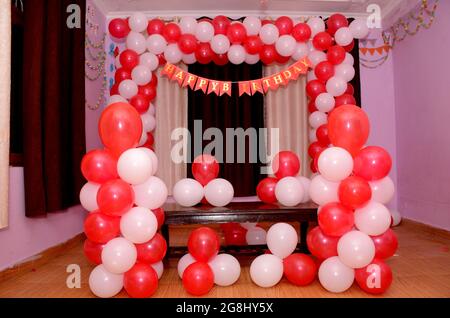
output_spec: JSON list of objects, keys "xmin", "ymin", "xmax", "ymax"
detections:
[{"xmin": 392, "ymin": 1, "xmax": 450, "ymax": 230}]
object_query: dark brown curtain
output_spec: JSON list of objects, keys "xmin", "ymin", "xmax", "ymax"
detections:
[
  {"xmin": 187, "ymin": 63, "xmax": 266, "ymax": 196},
  {"xmin": 22, "ymin": 0, "xmax": 86, "ymax": 217}
]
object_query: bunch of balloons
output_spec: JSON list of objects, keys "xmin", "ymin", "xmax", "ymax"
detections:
[
  {"xmin": 108, "ymin": 13, "xmax": 369, "ymax": 66},
  {"xmin": 257, "ymin": 151, "xmax": 311, "ymax": 206},
  {"xmin": 81, "ymin": 103, "xmax": 169, "ymax": 298},
  {"xmin": 178, "ymin": 227, "xmax": 241, "ymax": 295},
  {"xmin": 173, "ymin": 154, "xmax": 234, "ymax": 207},
  {"xmin": 250, "ymin": 223, "xmax": 316, "ymax": 287},
  {"xmin": 307, "ymin": 104, "xmax": 397, "ymax": 294}
]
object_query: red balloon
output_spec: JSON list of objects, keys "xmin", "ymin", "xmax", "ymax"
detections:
[
  {"xmin": 345, "ymin": 83, "xmax": 354, "ymax": 95},
  {"xmin": 308, "ymin": 141, "xmax": 326, "ymax": 159},
  {"xmin": 195, "ymin": 42, "xmax": 214, "ymax": 64},
  {"xmin": 327, "ymin": 45, "xmax": 346, "ymax": 65},
  {"xmin": 110, "ymin": 83, "xmax": 119, "ymax": 96},
  {"xmin": 316, "ymin": 124, "xmax": 330, "ymax": 146},
  {"xmin": 355, "ymin": 258, "xmax": 392, "ymax": 294},
  {"xmin": 327, "ymin": 14, "xmax": 349, "ymax": 36},
  {"xmin": 275, "ymin": 53, "xmax": 290, "ymax": 64},
  {"xmin": 292, "ymin": 23, "xmax": 311, "ymax": 42},
  {"xmin": 97, "ymin": 179, "xmax": 134, "ymax": 217},
  {"xmin": 283, "ymin": 253, "xmax": 317, "ymax": 286},
  {"xmin": 84, "ymin": 211, "xmax": 120, "ymax": 244},
  {"xmin": 162, "ymin": 23, "xmax": 181, "ymax": 43},
  {"xmin": 212, "ymin": 53, "xmax": 229, "ymax": 66},
  {"xmin": 313, "ymin": 148, "xmax": 324, "ymax": 172},
  {"xmin": 150, "ymin": 73, "xmax": 158, "ymax": 86},
  {"xmin": 315, "ymin": 61, "xmax": 335, "ymax": 82},
  {"xmin": 136, "ymin": 233, "xmax": 167, "ymax": 264},
  {"xmin": 306, "ymin": 80, "xmax": 326, "ymax": 99},
  {"xmin": 272, "ymin": 151, "xmax": 301, "ymax": 179},
  {"xmin": 353, "ymin": 146, "xmax": 392, "ymax": 181},
  {"xmin": 275, "ymin": 16, "xmax": 294, "ymax": 35},
  {"xmin": 224, "ymin": 227, "xmax": 247, "ymax": 246},
  {"xmin": 114, "ymin": 67, "xmax": 132, "ymax": 84},
  {"xmin": 259, "ymin": 45, "xmax": 277, "ymax": 65},
  {"xmin": 328, "ymin": 105, "xmax": 370, "ymax": 156},
  {"xmin": 178, "ymin": 34, "xmax": 198, "ymax": 54},
  {"xmin": 307, "ymin": 226, "xmax": 339, "ymax": 260},
  {"xmin": 157, "ymin": 53, "xmax": 166, "ymax": 65},
  {"xmin": 335, "ymin": 94, "xmax": 356, "ymax": 107},
  {"xmin": 83, "ymin": 239, "xmax": 105, "ymax": 265},
  {"xmin": 81, "ymin": 149, "xmax": 118, "ymax": 183},
  {"xmin": 310, "ymin": 160, "xmax": 318, "ymax": 173},
  {"xmin": 98, "ymin": 103, "xmax": 142, "ymax": 157},
  {"xmin": 372, "ymin": 229, "xmax": 398, "ymax": 259},
  {"xmin": 256, "ymin": 177, "xmax": 278, "ymax": 204},
  {"xmin": 318, "ymin": 202, "xmax": 354, "ymax": 237},
  {"xmin": 119, "ymin": 49, "xmax": 139, "ymax": 71},
  {"xmin": 227, "ymin": 23, "xmax": 247, "ymax": 44},
  {"xmin": 261, "ymin": 19, "xmax": 272, "ymax": 26},
  {"xmin": 313, "ymin": 32, "xmax": 333, "ymax": 51},
  {"xmin": 188, "ymin": 227, "xmax": 220, "ymax": 262},
  {"xmin": 152, "ymin": 208, "xmax": 165, "ymax": 229},
  {"xmin": 244, "ymin": 35, "xmax": 263, "ymax": 54},
  {"xmin": 212, "ymin": 16, "xmax": 231, "ymax": 35},
  {"xmin": 108, "ymin": 18, "xmax": 130, "ymax": 39},
  {"xmin": 191, "ymin": 154, "xmax": 219, "ymax": 186},
  {"xmin": 124, "ymin": 263, "xmax": 159, "ymax": 298},
  {"xmin": 144, "ymin": 132, "xmax": 154, "ymax": 148},
  {"xmin": 138, "ymin": 84, "xmax": 157, "ymax": 102},
  {"xmin": 343, "ymin": 40, "xmax": 355, "ymax": 52},
  {"xmin": 338, "ymin": 176, "xmax": 372, "ymax": 209},
  {"xmin": 130, "ymin": 94, "xmax": 150, "ymax": 114},
  {"xmin": 147, "ymin": 18, "xmax": 165, "ymax": 35},
  {"xmin": 182, "ymin": 262, "xmax": 214, "ymax": 296},
  {"xmin": 308, "ymin": 100, "xmax": 318, "ymax": 113}
]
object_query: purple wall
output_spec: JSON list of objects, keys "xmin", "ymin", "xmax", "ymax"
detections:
[{"xmin": 392, "ymin": 1, "xmax": 450, "ymax": 230}]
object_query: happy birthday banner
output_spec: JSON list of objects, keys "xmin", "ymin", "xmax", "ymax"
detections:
[{"xmin": 161, "ymin": 57, "xmax": 311, "ymax": 97}]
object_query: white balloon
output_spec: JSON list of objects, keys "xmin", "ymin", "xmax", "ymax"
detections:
[
  {"xmin": 370, "ymin": 176, "xmax": 395, "ymax": 204},
  {"xmin": 259, "ymin": 24, "xmax": 279, "ymax": 45},
  {"xmin": 309, "ymin": 128, "xmax": 318, "ymax": 142},
  {"xmin": 246, "ymin": 227, "xmax": 267, "ymax": 245},
  {"xmin": 177, "ymin": 253, "xmax": 196, "ymax": 278},
  {"xmin": 292, "ymin": 42, "xmax": 309, "ymax": 61},
  {"xmin": 118, "ymin": 79, "xmax": 138, "ymax": 99},
  {"xmin": 267, "ymin": 223, "xmax": 298, "ymax": 258},
  {"xmin": 241, "ymin": 222, "xmax": 258, "ymax": 230},
  {"xmin": 148, "ymin": 103, "xmax": 156, "ymax": 116},
  {"xmin": 182, "ymin": 53, "xmax": 197, "ymax": 64},
  {"xmin": 101, "ymin": 238, "xmax": 137, "ymax": 274},
  {"xmin": 138, "ymin": 129, "xmax": 148, "ymax": 146},
  {"xmin": 139, "ymin": 52, "xmax": 159, "ymax": 71},
  {"xmin": 164, "ymin": 43, "xmax": 182, "ymax": 64},
  {"xmin": 173, "ymin": 178, "xmax": 204, "ymax": 207},
  {"xmin": 141, "ymin": 148, "xmax": 158, "ymax": 175},
  {"xmin": 250, "ymin": 254, "xmax": 284, "ymax": 288},
  {"xmin": 315, "ymin": 92, "xmax": 335, "ymax": 113},
  {"xmin": 179, "ymin": 16, "xmax": 198, "ymax": 34},
  {"xmin": 354, "ymin": 201, "xmax": 392, "ymax": 236},
  {"xmin": 337, "ymin": 230, "xmax": 375, "ymax": 269},
  {"xmin": 141, "ymin": 113, "xmax": 156, "ymax": 132},
  {"xmin": 307, "ymin": 70, "xmax": 318, "ymax": 82},
  {"xmin": 89, "ymin": 264, "xmax": 123, "ymax": 298},
  {"xmin": 129, "ymin": 13, "xmax": 148, "ymax": 33},
  {"xmin": 309, "ymin": 111, "xmax": 328, "ymax": 128},
  {"xmin": 107, "ymin": 95, "xmax": 127, "ymax": 106},
  {"xmin": 297, "ymin": 176, "xmax": 311, "ymax": 203},
  {"xmin": 343, "ymin": 52, "xmax": 354, "ymax": 65},
  {"xmin": 243, "ymin": 16, "xmax": 261, "ymax": 36},
  {"xmin": 318, "ymin": 256, "xmax": 354, "ymax": 293},
  {"xmin": 210, "ymin": 34, "xmax": 230, "ymax": 54},
  {"xmin": 195, "ymin": 21, "xmax": 215, "ymax": 42},
  {"xmin": 309, "ymin": 174, "xmax": 339, "ymax": 206},
  {"xmin": 227, "ymin": 45, "xmax": 246, "ymax": 65},
  {"xmin": 208, "ymin": 254, "xmax": 241, "ymax": 286},
  {"xmin": 318, "ymin": 147, "xmax": 353, "ymax": 182},
  {"xmin": 307, "ymin": 17, "xmax": 325, "ymax": 36},
  {"xmin": 80, "ymin": 182, "xmax": 100, "ymax": 212},
  {"xmin": 334, "ymin": 64, "xmax": 355, "ymax": 82},
  {"xmin": 349, "ymin": 18, "xmax": 369, "ymax": 39},
  {"xmin": 308, "ymin": 50, "xmax": 327, "ymax": 67},
  {"xmin": 117, "ymin": 148, "xmax": 153, "ymax": 185},
  {"xmin": 151, "ymin": 261, "xmax": 164, "ymax": 279},
  {"xmin": 133, "ymin": 176, "xmax": 168, "ymax": 210},
  {"xmin": 275, "ymin": 35, "xmax": 296, "ymax": 57},
  {"xmin": 326, "ymin": 76, "xmax": 347, "ymax": 96},
  {"xmin": 204, "ymin": 178, "xmax": 234, "ymax": 207},
  {"xmin": 126, "ymin": 31, "xmax": 147, "ymax": 54},
  {"xmin": 147, "ymin": 34, "xmax": 167, "ymax": 55},
  {"xmin": 120, "ymin": 207, "xmax": 158, "ymax": 244},
  {"xmin": 335, "ymin": 27, "xmax": 353, "ymax": 46},
  {"xmin": 275, "ymin": 177, "xmax": 304, "ymax": 207},
  {"xmin": 245, "ymin": 53, "xmax": 259, "ymax": 65},
  {"xmin": 390, "ymin": 209, "xmax": 402, "ymax": 226},
  {"xmin": 131, "ymin": 65, "xmax": 152, "ymax": 86}
]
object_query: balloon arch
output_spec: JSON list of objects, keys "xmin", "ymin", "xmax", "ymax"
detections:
[{"xmin": 81, "ymin": 13, "xmax": 397, "ymax": 298}]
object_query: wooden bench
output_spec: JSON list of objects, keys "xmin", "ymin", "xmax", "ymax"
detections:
[{"xmin": 161, "ymin": 201, "xmax": 318, "ymax": 258}]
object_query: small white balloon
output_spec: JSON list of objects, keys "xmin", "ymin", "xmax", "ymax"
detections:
[
  {"xmin": 335, "ymin": 27, "xmax": 353, "ymax": 46},
  {"xmin": 275, "ymin": 177, "xmax": 304, "ymax": 207},
  {"xmin": 297, "ymin": 176, "xmax": 311, "ymax": 203},
  {"xmin": 126, "ymin": 31, "xmax": 147, "ymax": 54},
  {"xmin": 354, "ymin": 201, "xmax": 392, "ymax": 236},
  {"xmin": 315, "ymin": 92, "xmax": 335, "ymax": 113},
  {"xmin": 141, "ymin": 148, "xmax": 158, "ymax": 175},
  {"xmin": 151, "ymin": 261, "xmax": 164, "ymax": 279},
  {"xmin": 164, "ymin": 43, "xmax": 182, "ymax": 64},
  {"xmin": 141, "ymin": 113, "xmax": 156, "ymax": 132},
  {"xmin": 308, "ymin": 50, "xmax": 327, "ymax": 67},
  {"xmin": 80, "ymin": 182, "xmax": 100, "ymax": 212},
  {"xmin": 309, "ymin": 174, "xmax": 340, "ymax": 206},
  {"xmin": 259, "ymin": 24, "xmax": 279, "ymax": 45},
  {"xmin": 210, "ymin": 34, "xmax": 230, "ymax": 54},
  {"xmin": 307, "ymin": 17, "xmax": 325, "ymax": 36},
  {"xmin": 267, "ymin": 223, "xmax": 298, "ymax": 258},
  {"xmin": 227, "ymin": 45, "xmax": 246, "ymax": 65},
  {"xmin": 89, "ymin": 264, "xmax": 124, "ymax": 298},
  {"xmin": 120, "ymin": 207, "xmax": 158, "ymax": 244},
  {"xmin": 117, "ymin": 148, "xmax": 153, "ymax": 185},
  {"xmin": 309, "ymin": 128, "xmax": 318, "ymax": 142},
  {"xmin": 131, "ymin": 65, "xmax": 152, "ymax": 86},
  {"xmin": 107, "ymin": 95, "xmax": 127, "ymax": 106},
  {"xmin": 243, "ymin": 16, "xmax": 261, "ymax": 36},
  {"xmin": 173, "ymin": 178, "xmax": 204, "ymax": 207},
  {"xmin": 179, "ymin": 16, "xmax": 198, "ymax": 34},
  {"xmin": 147, "ymin": 34, "xmax": 167, "ymax": 55},
  {"xmin": 309, "ymin": 111, "xmax": 328, "ymax": 128},
  {"xmin": 318, "ymin": 256, "xmax": 354, "ymax": 293},
  {"xmin": 195, "ymin": 21, "xmax": 215, "ymax": 42},
  {"xmin": 250, "ymin": 254, "xmax": 284, "ymax": 288},
  {"xmin": 370, "ymin": 176, "xmax": 395, "ymax": 204},
  {"xmin": 118, "ymin": 79, "xmax": 138, "ymax": 99},
  {"xmin": 292, "ymin": 42, "xmax": 309, "ymax": 60},
  {"xmin": 138, "ymin": 129, "xmax": 148, "ymax": 146},
  {"xmin": 334, "ymin": 64, "xmax": 355, "ymax": 82},
  {"xmin": 245, "ymin": 53, "xmax": 260, "ymax": 65},
  {"xmin": 133, "ymin": 176, "xmax": 168, "ymax": 210},
  {"xmin": 343, "ymin": 52, "xmax": 355, "ymax": 65},
  {"xmin": 204, "ymin": 178, "xmax": 234, "ymax": 207},
  {"xmin": 337, "ymin": 230, "xmax": 375, "ymax": 269},
  {"xmin": 390, "ymin": 209, "xmax": 402, "ymax": 227},
  {"xmin": 101, "ymin": 237, "xmax": 137, "ymax": 274},
  {"xmin": 246, "ymin": 227, "xmax": 267, "ymax": 245},
  {"xmin": 349, "ymin": 18, "xmax": 369, "ymax": 39},
  {"xmin": 139, "ymin": 52, "xmax": 159, "ymax": 71},
  {"xmin": 307, "ymin": 70, "xmax": 318, "ymax": 82},
  {"xmin": 318, "ymin": 147, "xmax": 354, "ymax": 182},
  {"xmin": 177, "ymin": 253, "xmax": 196, "ymax": 278},
  {"xmin": 326, "ymin": 76, "xmax": 347, "ymax": 97},
  {"xmin": 208, "ymin": 254, "xmax": 241, "ymax": 286},
  {"xmin": 129, "ymin": 13, "xmax": 148, "ymax": 33},
  {"xmin": 275, "ymin": 35, "xmax": 296, "ymax": 57},
  {"xmin": 182, "ymin": 53, "xmax": 197, "ymax": 64}
]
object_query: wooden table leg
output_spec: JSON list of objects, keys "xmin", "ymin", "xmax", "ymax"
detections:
[
  {"xmin": 161, "ymin": 224, "xmax": 170, "ymax": 260},
  {"xmin": 300, "ymin": 221, "xmax": 309, "ymax": 253}
]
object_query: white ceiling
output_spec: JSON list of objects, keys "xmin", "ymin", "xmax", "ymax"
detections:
[{"xmin": 93, "ymin": 0, "xmax": 420, "ymax": 29}]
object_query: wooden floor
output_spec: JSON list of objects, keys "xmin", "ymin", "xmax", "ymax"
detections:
[{"xmin": 0, "ymin": 220, "xmax": 449, "ymax": 298}]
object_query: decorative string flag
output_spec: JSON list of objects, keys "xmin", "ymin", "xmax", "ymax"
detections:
[{"xmin": 161, "ymin": 57, "xmax": 311, "ymax": 97}]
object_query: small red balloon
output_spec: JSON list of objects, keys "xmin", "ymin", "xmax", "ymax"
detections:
[
  {"xmin": 212, "ymin": 16, "xmax": 230, "ymax": 35},
  {"xmin": 182, "ymin": 262, "xmax": 214, "ymax": 296},
  {"xmin": 244, "ymin": 35, "xmax": 263, "ymax": 54},
  {"xmin": 114, "ymin": 67, "xmax": 132, "ymax": 84},
  {"xmin": 108, "ymin": 18, "xmax": 130, "ymax": 39},
  {"xmin": 283, "ymin": 253, "xmax": 317, "ymax": 286},
  {"xmin": 338, "ymin": 176, "xmax": 372, "ymax": 209},
  {"xmin": 306, "ymin": 80, "xmax": 326, "ymax": 99},
  {"xmin": 81, "ymin": 149, "xmax": 118, "ymax": 184},
  {"xmin": 97, "ymin": 179, "xmax": 134, "ymax": 217},
  {"xmin": 313, "ymin": 148, "xmax": 324, "ymax": 172},
  {"xmin": 224, "ymin": 227, "xmax": 247, "ymax": 246},
  {"xmin": 191, "ymin": 154, "xmax": 220, "ymax": 186},
  {"xmin": 313, "ymin": 32, "xmax": 333, "ymax": 51},
  {"xmin": 259, "ymin": 45, "xmax": 277, "ymax": 65},
  {"xmin": 256, "ymin": 177, "xmax": 278, "ymax": 204},
  {"xmin": 318, "ymin": 202, "xmax": 354, "ymax": 237},
  {"xmin": 147, "ymin": 18, "xmax": 165, "ymax": 35},
  {"xmin": 138, "ymin": 84, "xmax": 157, "ymax": 102},
  {"xmin": 110, "ymin": 83, "xmax": 119, "ymax": 96},
  {"xmin": 315, "ymin": 61, "xmax": 335, "ymax": 82},
  {"xmin": 308, "ymin": 141, "xmax": 326, "ymax": 159},
  {"xmin": 119, "ymin": 49, "xmax": 139, "ymax": 71},
  {"xmin": 83, "ymin": 239, "xmax": 105, "ymax": 265},
  {"xmin": 136, "ymin": 233, "xmax": 167, "ymax": 264},
  {"xmin": 124, "ymin": 263, "xmax": 159, "ymax": 298},
  {"xmin": 308, "ymin": 100, "xmax": 318, "ymax": 113},
  {"xmin": 307, "ymin": 226, "xmax": 339, "ymax": 260},
  {"xmin": 188, "ymin": 227, "xmax": 220, "ymax": 262},
  {"xmin": 345, "ymin": 83, "xmax": 355, "ymax": 95},
  {"xmin": 327, "ymin": 45, "xmax": 346, "ymax": 65},
  {"xmin": 195, "ymin": 42, "xmax": 214, "ymax": 64},
  {"xmin": 162, "ymin": 23, "xmax": 181, "ymax": 43},
  {"xmin": 84, "ymin": 211, "xmax": 120, "ymax": 244},
  {"xmin": 152, "ymin": 208, "xmax": 165, "ymax": 229},
  {"xmin": 157, "ymin": 53, "xmax": 166, "ymax": 65},
  {"xmin": 144, "ymin": 133, "xmax": 154, "ymax": 148},
  {"xmin": 335, "ymin": 94, "xmax": 356, "ymax": 107},
  {"xmin": 150, "ymin": 73, "xmax": 158, "ymax": 86},
  {"xmin": 343, "ymin": 40, "xmax": 355, "ymax": 52},
  {"xmin": 178, "ymin": 34, "xmax": 198, "ymax": 54},
  {"xmin": 327, "ymin": 14, "xmax": 349, "ymax": 36},
  {"xmin": 310, "ymin": 160, "xmax": 318, "ymax": 173},
  {"xmin": 372, "ymin": 229, "xmax": 398, "ymax": 259},
  {"xmin": 275, "ymin": 16, "xmax": 294, "ymax": 35},
  {"xmin": 292, "ymin": 23, "xmax": 311, "ymax": 42},
  {"xmin": 275, "ymin": 53, "xmax": 290, "ymax": 64},
  {"xmin": 130, "ymin": 94, "xmax": 150, "ymax": 114},
  {"xmin": 212, "ymin": 53, "xmax": 229, "ymax": 66},
  {"xmin": 355, "ymin": 258, "xmax": 393, "ymax": 294},
  {"xmin": 353, "ymin": 146, "xmax": 392, "ymax": 181},
  {"xmin": 227, "ymin": 23, "xmax": 247, "ymax": 44},
  {"xmin": 272, "ymin": 151, "xmax": 301, "ymax": 179},
  {"xmin": 316, "ymin": 124, "xmax": 330, "ymax": 146}
]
